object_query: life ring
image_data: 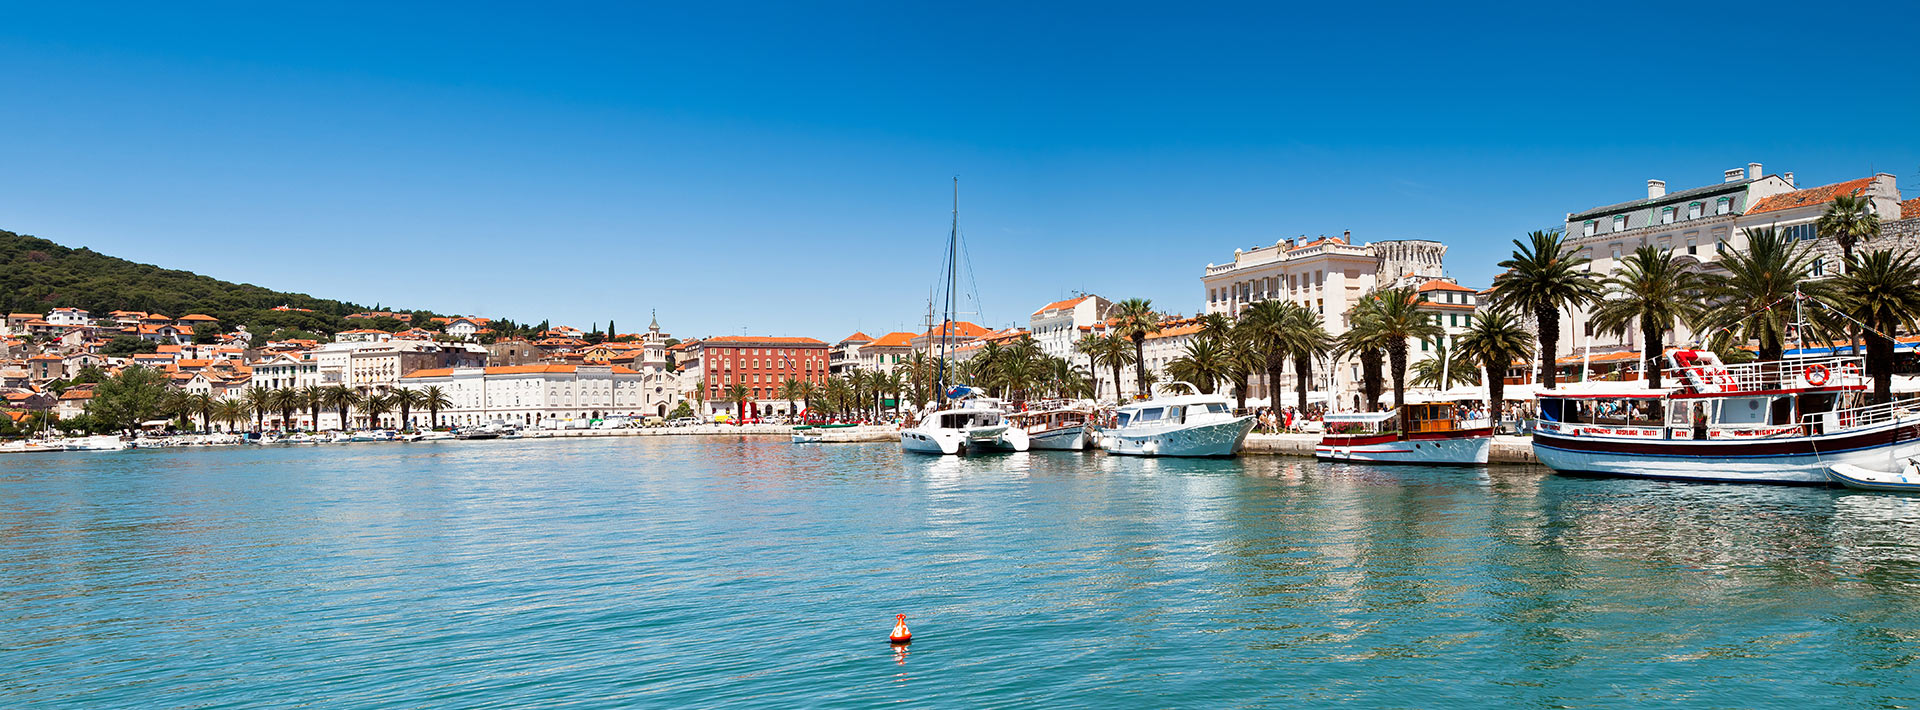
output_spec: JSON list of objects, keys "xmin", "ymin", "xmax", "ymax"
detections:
[
  {"xmin": 1804, "ymin": 363, "xmax": 1831, "ymax": 387},
  {"xmin": 1841, "ymin": 362, "xmax": 1863, "ymax": 380}
]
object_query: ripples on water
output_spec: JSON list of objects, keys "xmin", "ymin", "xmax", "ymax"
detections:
[{"xmin": 4, "ymin": 439, "xmax": 1920, "ymax": 707}]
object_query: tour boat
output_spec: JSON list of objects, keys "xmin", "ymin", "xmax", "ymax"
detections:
[
  {"xmin": 900, "ymin": 387, "xmax": 1030, "ymax": 455},
  {"xmin": 1009, "ymin": 404, "xmax": 1093, "ymax": 451},
  {"xmin": 1828, "ymin": 460, "xmax": 1920, "ymax": 492},
  {"xmin": 1098, "ymin": 383, "xmax": 1255, "ymax": 457},
  {"xmin": 1532, "ymin": 348, "xmax": 1920, "ymax": 485},
  {"xmin": 1317, "ymin": 401, "xmax": 1493, "ymax": 465}
]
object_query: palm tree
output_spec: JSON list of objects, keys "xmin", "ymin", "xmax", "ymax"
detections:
[
  {"xmin": 1352, "ymin": 286, "xmax": 1441, "ymax": 435},
  {"xmin": 270, "ymin": 387, "xmax": 303, "ymax": 431},
  {"xmin": 779, "ymin": 377, "xmax": 807, "ymax": 420},
  {"xmin": 1817, "ymin": 192, "xmax": 1880, "ymax": 269},
  {"xmin": 1166, "ymin": 336, "xmax": 1227, "ymax": 394},
  {"xmin": 241, "ymin": 385, "xmax": 274, "ymax": 433},
  {"xmin": 390, "ymin": 388, "xmax": 424, "ymax": 430},
  {"xmin": 879, "ymin": 371, "xmax": 905, "ymax": 416},
  {"xmin": 1830, "ymin": 249, "xmax": 1920, "ymax": 404},
  {"xmin": 1337, "ymin": 295, "xmax": 1390, "ymax": 411},
  {"xmin": 360, "ymin": 393, "xmax": 395, "ymax": 429},
  {"xmin": 1280, "ymin": 303, "xmax": 1333, "ymax": 415},
  {"xmin": 1089, "ymin": 333, "xmax": 1137, "ymax": 404},
  {"xmin": 1240, "ymin": 300, "xmax": 1293, "ymax": 410},
  {"xmin": 1110, "ymin": 298, "xmax": 1159, "ymax": 397},
  {"xmin": 321, "ymin": 385, "xmax": 360, "ymax": 431},
  {"xmin": 302, "ymin": 385, "xmax": 326, "ymax": 430},
  {"xmin": 420, "ymin": 385, "xmax": 454, "ymax": 429},
  {"xmin": 1702, "ymin": 227, "xmax": 1835, "ymax": 362},
  {"xmin": 1409, "ymin": 340, "xmax": 1477, "ymax": 389},
  {"xmin": 1587, "ymin": 245, "xmax": 1706, "ymax": 389},
  {"xmin": 1489, "ymin": 229, "xmax": 1599, "ymax": 389},
  {"xmin": 726, "ymin": 383, "xmax": 750, "ymax": 423},
  {"xmin": 214, "ymin": 399, "xmax": 247, "ymax": 433},
  {"xmin": 185, "ymin": 391, "xmax": 216, "ymax": 432},
  {"xmin": 1456, "ymin": 310, "xmax": 1535, "ymax": 419},
  {"xmin": 1220, "ymin": 329, "xmax": 1259, "ymax": 412},
  {"xmin": 1072, "ymin": 332, "xmax": 1104, "ymax": 399}
]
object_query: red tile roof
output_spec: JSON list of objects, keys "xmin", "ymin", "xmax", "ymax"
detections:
[
  {"xmin": 1902, "ymin": 197, "xmax": 1920, "ymax": 220},
  {"xmin": 702, "ymin": 336, "xmax": 829, "ymax": 346},
  {"xmin": 1745, "ymin": 177, "xmax": 1875, "ymax": 216},
  {"xmin": 866, "ymin": 331, "xmax": 917, "ymax": 348},
  {"xmin": 1417, "ymin": 279, "xmax": 1477, "ymax": 293},
  {"xmin": 839, "ymin": 332, "xmax": 873, "ymax": 343},
  {"xmin": 920, "ymin": 321, "xmax": 989, "ymax": 340},
  {"xmin": 1031, "ymin": 296, "xmax": 1089, "ymax": 317}
]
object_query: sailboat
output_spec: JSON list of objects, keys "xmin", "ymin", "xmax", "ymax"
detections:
[{"xmin": 899, "ymin": 180, "xmax": 1028, "ymax": 456}]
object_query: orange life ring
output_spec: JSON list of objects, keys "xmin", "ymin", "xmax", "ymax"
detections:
[{"xmin": 1804, "ymin": 363, "xmax": 1831, "ymax": 387}]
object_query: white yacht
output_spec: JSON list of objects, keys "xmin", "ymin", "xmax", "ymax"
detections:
[
  {"xmin": 1009, "ymin": 403, "xmax": 1094, "ymax": 451},
  {"xmin": 900, "ymin": 387, "xmax": 1030, "ymax": 455},
  {"xmin": 1098, "ymin": 383, "xmax": 1256, "ymax": 457}
]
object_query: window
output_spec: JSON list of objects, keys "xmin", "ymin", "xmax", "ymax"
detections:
[
  {"xmin": 1657, "ymin": 239, "xmax": 1671, "ymax": 251},
  {"xmin": 1422, "ymin": 338, "xmax": 1430, "ymax": 351},
  {"xmin": 1813, "ymin": 257, "xmax": 1826, "ymax": 277},
  {"xmin": 1613, "ymin": 215, "xmax": 1627, "ymax": 232},
  {"xmin": 1584, "ymin": 220, "xmax": 1597, "ymax": 237},
  {"xmin": 1688, "ymin": 202, "xmax": 1703, "ymax": 219},
  {"xmin": 1687, "ymin": 238, "xmax": 1697, "ymax": 255},
  {"xmin": 1716, "ymin": 197, "xmax": 1731, "ymax": 215},
  {"xmin": 1661, "ymin": 207, "xmax": 1675, "ymax": 224},
  {"xmin": 1610, "ymin": 246, "xmax": 1621, "ymax": 260},
  {"xmin": 1785, "ymin": 224, "xmax": 1818, "ymax": 242}
]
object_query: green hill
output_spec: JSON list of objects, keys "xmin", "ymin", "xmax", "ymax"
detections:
[{"xmin": 0, "ymin": 228, "xmax": 386, "ymax": 337}]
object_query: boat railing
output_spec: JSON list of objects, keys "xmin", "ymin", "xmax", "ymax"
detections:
[
  {"xmin": 1801, "ymin": 400, "xmax": 1920, "ymax": 432},
  {"xmin": 1689, "ymin": 355, "xmax": 1862, "ymax": 394}
]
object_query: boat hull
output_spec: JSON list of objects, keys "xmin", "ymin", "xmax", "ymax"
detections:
[
  {"xmin": 899, "ymin": 426, "xmax": 1028, "ymax": 455},
  {"xmin": 1026, "ymin": 426, "xmax": 1087, "ymax": 451},
  {"xmin": 1828, "ymin": 463, "xmax": 1920, "ymax": 491},
  {"xmin": 1533, "ymin": 417, "xmax": 1920, "ymax": 485},
  {"xmin": 1101, "ymin": 416, "xmax": 1255, "ymax": 457},
  {"xmin": 1316, "ymin": 428, "xmax": 1491, "ymax": 465}
]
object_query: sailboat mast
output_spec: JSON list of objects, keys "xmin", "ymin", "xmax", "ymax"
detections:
[{"xmin": 937, "ymin": 178, "xmax": 960, "ymax": 405}]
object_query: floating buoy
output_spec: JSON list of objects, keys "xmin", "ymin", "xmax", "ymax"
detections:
[{"xmin": 889, "ymin": 613, "xmax": 912, "ymax": 644}]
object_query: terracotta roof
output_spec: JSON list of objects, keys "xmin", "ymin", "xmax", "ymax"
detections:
[
  {"xmin": 1902, "ymin": 197, "xmax": 1920, "ymax": 220},
  {"xmin": 1745, "ymin": 177, "xmax": 1875, "ymax": 216},
  {"xmin": 1031, "ymin": 296, "xmax": 1089, "ymax": 317},
  {"xmin": 1289, "ymin": 235, "xmax": 1346, "ymax": 251},
  {"xmin": 702, "ymin": 336, "xmax": 829, "ymax": 346},
  {"xmin": 866, "ymin": 331, "xmax": 917, "ymax": 348},
  {"xmin": 919, "ymin": 321, "xmax": 989, "ymax": 340},
  {"xmin": 1145, "ymin": 317, "xmax": 1205, "ymax": 340},
  {"xmin": 839, "ymin": 332, "xmax": 873, "ymax": 344},
  {"xmin": 59, "ymin": 389, "xmax": 93, "ymax": 400},
  {"xmin": 176, "ymin": 314, "xmax": 218, "ymax": 322},
  {"xmin": 338, "ymin": 329, "xmax": 389, "ymax": 335},
  {"xmin": 1417, "ymin": 279, "xmax": 1477, "ymax": 293}
]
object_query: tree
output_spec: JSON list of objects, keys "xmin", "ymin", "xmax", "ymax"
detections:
[
  {"xmin": 420, "ymin": 385, "xmax": 454, "ymax": 429},
  {"xmin": 241, "ymin": 385, "xmax": 273, "ymax": 433},
  {"xmin": 726, "ymin": 383, "xmax": 750, "ymax": 423},
  {"xmin": 321, "ymin": 386, "xmax": 361, "ymax": 431},
  {"xmin": 1351, "ymin": 287, "xmax": 1441, "ymax": 435},
  {"xmin": 779, "ymin": 377, "xmax": 807, "ymax": 420},
  {"xmin": 1166, "ymin": 336, "xmax": 1227, "ymax": 394},
  {"xmin": 192, "ymin": 323, "xmax": 221, "ymax": 345},
  {"xmin": 1240, "ymin": 301, "xmax": 1293, "ymax": 412},
  {"xmin": 1110, "ymin": 298, "xmax": 1159, "ymax": 397},
  {"xmin": 1338, "ymin": 295, "xmax": 1389, "ymax": 412},
  {"xmin": 302, "ymin": 385, "xmax": 327, "ymax": 430},
  {"xmin": 361, "ymin": 393, "xmax": 395, "ymax": 429},
  {"xmin": 1702, "ymin": 227, "xmax": 1835, "ymax": 362},
  {"xmin": 214, "ymin": 399, "xmax": 248, "ymax": 433},
  {"xmin": 1456, "ymin": 310, "xmax": 1535, "ymax": 420},
  {"xmin": 1588, "ymin": 245, "xmax": 1705, "ymax": 389},
  {"xmin": 184, "ymin": 391, "xmax": 217, "ymax": 432},
  {"xmin": 1829, "ymin": 249, "xmax": 1920, "ymax": 404},
  {"xmin": 1409, "ymin": 340, "xmax": 1477, "ymax": 389},
  {"xmin": 1281, "ymin": 303, "xmax": 1333, "ymax": 415},
  {"xmin": 390, "ymin": 388, "xmax": 424, "ymax": 430},
  {"xmin": 85, "ymin": 366, "xmax": 171, "ymax": 432},
  {"xmin": 270, "ymin": 387, "xmax": 303, "ymax": 431},
  {"xmin": 1818, "ymin": 192, "xmax": 1881, "ymax": 270},
  {"xmin": 1072, "ymin": 332, "xmax": 1104, "ymax": 399},
  {"xmin": 100, "ymin": 336, "xmax": 158, "ymax": 357},
  {"xmin": 1089, "ymin": 333, "xmax": 1137, "ymax": 405},
  {"xmin": 1489, "ymin": 229, "xmax": 1599, "ymax": 390}
]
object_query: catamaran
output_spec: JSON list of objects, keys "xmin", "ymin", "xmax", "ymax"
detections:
[
  {"xmin": 1098, "ymin": 383, "xmax": 1255, "ymax": 457},
  {"xmin": 1532, "ymin": 348, "xmax": 1920, "ymax": 484},
  {"xmin": 1317, "ymin": 399, "xmax": 1493, "ymax": 465},
  {"xmin": 900, "ymin": 385, "xmax": 1030, "ymax": 455}
]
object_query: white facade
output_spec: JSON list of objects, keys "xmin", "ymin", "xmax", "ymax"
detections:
[
  {"xmin": 1029, "ymin": 295, "xmax": 1113, "ymax": 361},
  {"xmin": 400, "ymin": 364, "xmax": 651, "ymax": 428},
  {"xmin": 46, "ymin": 308, "xmax": 90, "ymax": 327}
]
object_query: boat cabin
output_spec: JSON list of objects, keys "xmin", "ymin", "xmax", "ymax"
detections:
[
  {"xmin": 1012, "ymin": 409, "xmax": 1089, "ymax": 432},
  {"xmin": 1535, "ymin": 350, "xmax": 1877, "ymax": 441},
  {"xmin": 1114, "ymin": 400, "xmax": 1232, "ymax": 430}
]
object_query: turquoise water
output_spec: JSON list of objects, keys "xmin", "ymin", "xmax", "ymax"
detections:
[{"xmin": 5, "ymin": 439, "xmax": 1920, "ymax": 708}]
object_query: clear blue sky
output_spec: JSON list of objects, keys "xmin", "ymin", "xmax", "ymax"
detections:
[{"xmin": 2, "ymin": 2, "xmax": 1915, "ymax": 340}]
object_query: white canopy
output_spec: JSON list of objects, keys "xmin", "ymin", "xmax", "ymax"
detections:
[
  {"xmin": 1894, "ymin": 375, "xmax": 1920, "ymax": 395},
  {"xmin": 1538, "ymin": 380, "xmax": 1678, "ymax": 398},
  {"xmin": 1324, "ymin": 410, "xmax": 1398, "ymax": 423}
]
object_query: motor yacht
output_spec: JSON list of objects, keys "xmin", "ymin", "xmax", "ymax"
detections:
[{"xmin": 1098, "ymin": 383, "xmax": 1255, "ymax": 457}]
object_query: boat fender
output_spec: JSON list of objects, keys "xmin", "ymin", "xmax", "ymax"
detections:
[
  {"xmin": 890, "ymin": 614, "xmax": 912, "ymax": 644},
  {"xmin": 1805, "ymin": 363, "xmax": 1831, "ymax": 387}
]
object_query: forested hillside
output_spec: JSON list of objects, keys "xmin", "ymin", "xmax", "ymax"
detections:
[{"xmin": 0, "ymin": 229, "xmax": 374, "ymax": 335}]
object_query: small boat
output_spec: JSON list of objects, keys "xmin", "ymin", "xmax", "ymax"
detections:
[
  {"xmin": 1010, "ymin": 404, "xmax": 1094, "ymax": 451},
  {"xmin": 1099, "ymin": 383, "xmax": 1255, "ymax": 457},
  {"xmin": 419, "ymin": 430, "xmax": 456, "ymax": 441},
  {"xmin": 1317, "ymin": 402, "xmax": 1492, "ymax": 465},
  {"xmin": 790, "ymin": 423, "xmax": 855, "ymax": 444},
  {"xmin": 1828, "ymin": 460, "xmax": 1920, "ymax": 492},
  {"xmin": 900, "ymin": 387, "xmax": 1030, "ymax": 455}
]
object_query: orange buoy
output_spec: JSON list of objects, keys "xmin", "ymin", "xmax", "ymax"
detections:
[{"xmin": 889, "ymin": 613, "xmax": 912, "ymax": 644}]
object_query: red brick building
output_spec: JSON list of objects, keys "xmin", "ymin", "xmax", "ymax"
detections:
[{"xmin": 701, "ymin": 336, "xmax": 829, "ymax": 416}]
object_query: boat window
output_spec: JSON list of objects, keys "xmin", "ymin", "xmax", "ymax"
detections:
[
  {"xmin": 1167, "ymin": 406, "xmax": 1184, "ymax": 423},
  {"xmin": 1716, "ymin": 397, "xmax": 1769, "ymax": 425},
  {"xmin": 1539, "ymin": 398, "xmax": 1566, "ymax": 423},
  {"xmin": 1136, "ymin": 408, "xmax": 1165, "ymax": 423},
  {"xmin": 1115, "ymin": 412, "xmax": 1132, "ymax": 428},
  {"xmin": 1204, "ymin": 403, "xmax": 1229, "ymax": 414}
]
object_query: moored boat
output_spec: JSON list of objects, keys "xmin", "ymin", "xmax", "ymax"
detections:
[
  {"xmin": 1317, "ymin": 402, "xmax": 1492, "ymax": 465},
  {"xmin": 1828, "ymin": 460, "xmax": 1920, "ymax": 492},
  {"xmin": 1099, "ymin": 383, "xmax": 1254, "ymax": 457},
  {"xmin": 900, "ymin": 387, "xmax": 1030, "ymax": 455},
  {"xmin": 1532, "ymin": 349, "xmax": 1920, "ymax": 485},
  {"xmin": 1010, "ymin": 404, "xmax": 1093, "ymax": 451}
]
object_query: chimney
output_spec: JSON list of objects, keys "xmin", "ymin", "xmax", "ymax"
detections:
[
  {"xmin": 1647, "ymin": 179, "xmax": 1666, "ymax": 199},
  {"xmin": 1342, "ymin": 229, "xmax": 1351, "ymax": 241},
  {"xmin": 1784, "ymin": 172, "xmax": 1795, "ymax": 187},
  {"xmin": 1724, "ymin": 168, "xmax": 1745, "ymax": 183},
  {"xmin": 1748, "ymin": 162, "xmax": 1763, "ymax": 180}
]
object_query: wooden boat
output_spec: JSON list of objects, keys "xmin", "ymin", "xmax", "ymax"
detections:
[
  {"xmin": 1317, "ymin": 403, "xmax": 1491, "ymax": 465},
  {"xmin": 1009, "ymin": 405, "xmax": 1093, "ymax": 450}
]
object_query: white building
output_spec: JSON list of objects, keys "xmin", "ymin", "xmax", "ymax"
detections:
[
  {"xmin": 251, "ymin": 353, "xmax": 322, "ymax": 391},
  {"xmin": 1028, "ymin": 295, "xmax": 1114, "ymax": 362},
  {"xmin": 399, "ymin": 364, "xmax": 651, "ymax": 428},
  {"xmin": 46, "ymin": 307, "xmax": 90, "ymax": 327}
]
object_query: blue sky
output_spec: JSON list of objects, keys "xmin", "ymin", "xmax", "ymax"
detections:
[{"xmin": 2, "ymin": 2, "xmax": 1915, "ymax": 340}]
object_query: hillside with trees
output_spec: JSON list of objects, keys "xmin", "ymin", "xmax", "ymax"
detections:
[{"xmin": 0, "ymin": 229, "xmax": 415, "ymax": 336}]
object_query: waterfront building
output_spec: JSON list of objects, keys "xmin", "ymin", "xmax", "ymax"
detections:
[
  {"xmin": 829, "ymin": 332, "xmax": 872, "ymax": 376},
  {"xmin": 250, "ymin": 353, "xmax": 321, "ymax": 391},
  {"xmin": 857, "ymin": 332, "xmax": 916, "ymax": 374},
  {"xmin": 399, "ymin": 364, "xmax": 650, "ymax": 429},
  {"xmin": 699, "ymin": 336, "xmax": 829, "ymax": 417},
  {"xmin": 1029, "ymin": 295, "xmax": 1114, "ymax": 362}
]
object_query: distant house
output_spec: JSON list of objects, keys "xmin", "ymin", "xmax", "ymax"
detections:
[{"xmin": 45, "ymin": 307, "xmax": 90, "ymax": 327}]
